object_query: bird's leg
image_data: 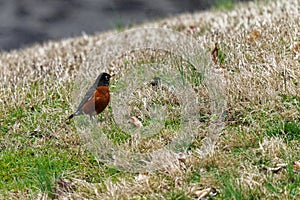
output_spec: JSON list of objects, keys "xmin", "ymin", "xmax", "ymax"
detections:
[{"xmin": 89, "ymin": 115, "xmax": 98, "ymax": 123}]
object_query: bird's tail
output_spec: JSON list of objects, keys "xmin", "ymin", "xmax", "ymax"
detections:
[
  {"xmin": 66, "ymin": 111, "xmax": 82, "ymax": 122},
  {"xmin": 66, "ymin": 113, "xmax": 74, "ymax": 121}
]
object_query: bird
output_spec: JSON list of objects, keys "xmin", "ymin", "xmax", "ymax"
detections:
[{"xmin": 66, "ymin": 72, "xmax": 112, "ymax": 121}]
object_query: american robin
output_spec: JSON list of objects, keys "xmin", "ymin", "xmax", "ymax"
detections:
[{"xmin": 66, "ymin": 72, "xmax": 112, "ymax": 121}]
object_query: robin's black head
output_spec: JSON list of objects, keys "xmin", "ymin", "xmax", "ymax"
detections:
[{"xmin": 97, "ymin": 72, "xmax": 111, "ymax": 86}]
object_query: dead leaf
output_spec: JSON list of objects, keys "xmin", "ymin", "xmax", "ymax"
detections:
[
  {"xmin": 189, "ymin": 25, "xmax": 196, "ymax": 30},
  {"xmin": 193, "ymin": 187, "xmax": 217, "ymax": 200},
  {"xmin": 293, "ymin": 160, "xmax": 300, "ymax": 171},
  {"xmin": 177, "ymin": 152, "xmax": 186, "ymax": 163},
  {"xmin": 292, "ymin": 43, "xmax": 300, "ymax": 52},
  {"xmin": 135, "ymin": 173, "xmax": 149, "ymax": 182},
  {"xmin": 211, "ymin": 43, "xmax": 218, "ymax": 65},
  {"xmin": 129, "ymin": 116, "xmax": 143, "ymax": 128},
  {"xmin": 251, "ymin": 29, "xmax": 260, "ymax": 39},
  {"xmin": 13, "ymin": 123, "xmax": 20, "ymax": 132},
  {"xmin": 263, "ymin": 163, "xmax": 287, "ymax": 173},
  {"xmin": 54, "ymin": 178, "xmax": 75, "ymax": 197},
  {"xmin": 34, "ymin": 126, "xmax": 41, "ymax": 133}
]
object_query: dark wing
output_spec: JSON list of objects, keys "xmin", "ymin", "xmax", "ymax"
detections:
[
  {"xmin": 75, "ymin": 75, "xmax": 102, "ymax": 112},
  {"xmin": 66, "ymin": 86, "xmax": 96, "ymax": 121},
  {"xmin": 75, "ymin": 86, "xmax": 96, "ymax": 112}
]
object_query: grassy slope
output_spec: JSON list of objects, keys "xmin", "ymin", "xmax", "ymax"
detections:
[{"xmin": 1, "ymin": 0, "xmax": 300, "ymax": 199}]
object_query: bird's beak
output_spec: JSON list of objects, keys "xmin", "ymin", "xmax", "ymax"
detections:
[{"xmin": 110, "ymin": 74, "xmax": 116, "ymax": 80}]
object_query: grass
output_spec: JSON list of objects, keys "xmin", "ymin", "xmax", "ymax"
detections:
[
  {"xmin": 214, "ymin": 0, "xmax": 236, "ymax": 10},
  {"xmin": 1, "ymin": 0, "xmax": 300, "ymax": 199},
  {"xmin": 266, "ymin": 121, "xmax": 300, "ymax": 142}
]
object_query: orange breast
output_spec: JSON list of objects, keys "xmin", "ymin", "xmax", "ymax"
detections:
[{"xmin": 82, "ymin": 86, "xmax": 110, "ymax": 115}]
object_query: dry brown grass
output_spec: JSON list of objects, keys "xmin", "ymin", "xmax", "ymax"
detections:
[{"xmin": 1, "ymin": 0, "xmax": 300, "ymax": 199}]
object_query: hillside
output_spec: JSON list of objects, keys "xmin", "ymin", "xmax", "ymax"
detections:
[{"xmin": 0, "ymin": 0, "xmax": 299, "ymax": 199}]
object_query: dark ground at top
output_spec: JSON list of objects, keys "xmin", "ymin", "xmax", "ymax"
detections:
[{"xmin": 0, "ymin": 0, "xmax": 250, "ymax": 51}]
